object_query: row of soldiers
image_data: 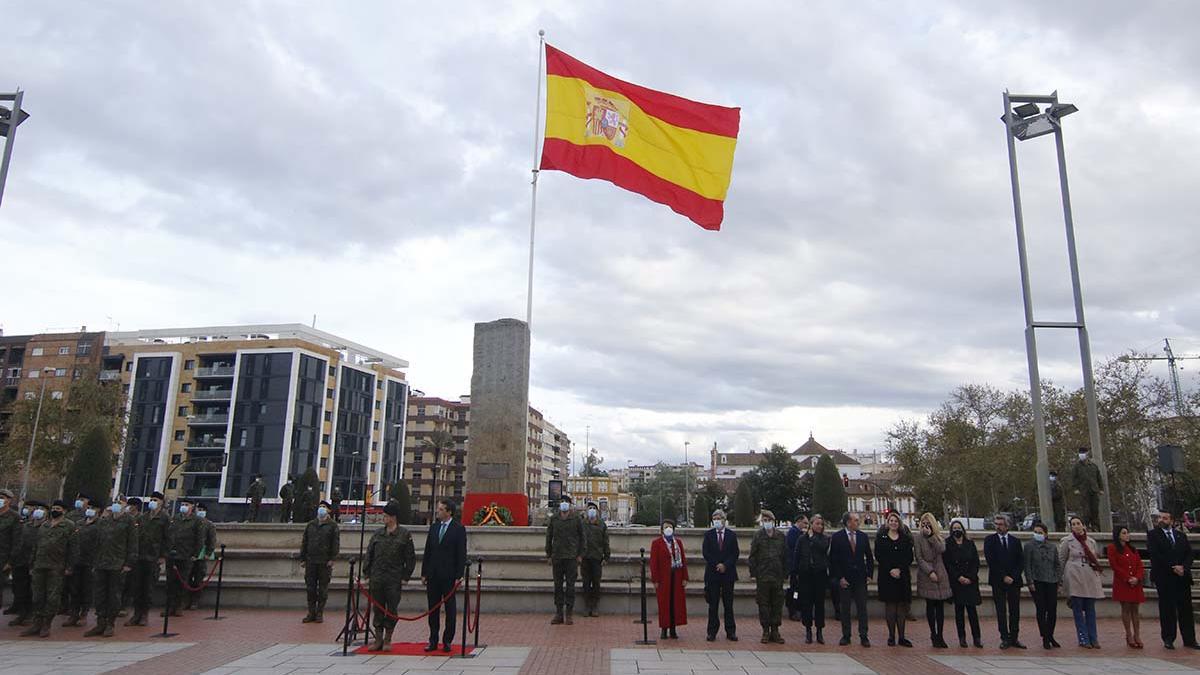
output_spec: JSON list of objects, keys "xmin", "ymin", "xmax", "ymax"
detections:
[{"xmin": 0, "ymin": 489, "xmax": 217, "ymax": 638}]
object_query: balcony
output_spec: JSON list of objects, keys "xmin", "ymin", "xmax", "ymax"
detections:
[
  {"xmin": 187, "ymin": 413, "xmax": 229, "ymax": 426},
  {"xmin": 186, "ymin": 438, "xmax": 227, "ymax": 450},
  {"xmin": 3, "ymin": 377, "xmax": 19, "ymax": 387},
  {"xmin": 99, "ymin": 370, "xmax": 121, "ymax": 381},
  {"xmin": 192, "ymin": 389, "xmax": 232, "ymax": 401},
  {"xmin": 195, "ymin": 366, "xmax": 234, "ymax": 378}
]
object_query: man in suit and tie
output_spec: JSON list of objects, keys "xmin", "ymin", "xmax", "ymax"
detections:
[
  {"xmin": 701, "ymin": 509, "xmax": 739, "ymax": 642},
  {"xmin": 983, "ymin": 513, "xmax": 1026, "ymax": 649},
  {"xmin": 1148, "ymin": 510, "xmax": 1198, "ymax": 650},
  {"xmin": 828, "ymin": 511, "xmax": 872, "ymax": 647},
  {"xmin": 421, "ymin": 498, "xmax": 467, "ymax": 653}
]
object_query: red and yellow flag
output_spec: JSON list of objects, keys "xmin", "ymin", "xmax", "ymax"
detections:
[{"xmin": 539, "ymin": 45, "xmax": 741, "ymax": 230}]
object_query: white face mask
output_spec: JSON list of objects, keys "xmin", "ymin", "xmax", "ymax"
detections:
[
  {"xmin": 1078, "ymin": 453, "xmax": 1088, "ymax": 461},
  {"xmin": 74, "ymin": 499, "xmax": 85, "ymax": 510},
  {"xmin": 1033, "ymin": 533, "xmax": 1046, "ymax": 542},
  {"xmin": 197, "ymin": 510, "xmax": 207, "ymax": 519},
  {"xmin": 0, "ymin": 498, "xmax": 6, "ymax": 509},
  {"xmin": 32, "ymin": 508, "xmax": 46, "ymax": 520},
  {"xmin": 317, "ymin": 506, "xmax": 329, "ymax": 519},
  {"xmin": 179, "ymin": 504, "xmax": 191, "ymax": 515},
  {"xmin": 84, "ymin": 508, "xmax": 96, "ymax": 519},
  {"xmin": 21, "ymin": 507, "xmax": 29, "ymax": 517},
  {"xmin": 558, "ymin": 502, "xmax": 570, "ymax": 513},
  {"xmin": 662, "ymin": 527, "xmax": 674, "ymax": 538},
  {"xmin": 587, "ymin": 508, "xmax": 598, "ymax": 519},
  {"xmin": 148, "ymin": 500, "xmax": 160, "ymax": 511},
  {"xmin": 110, "ymin": 503, "xmax": 123, "ymax": 514},
  {"xmin": 763, "ymin": 521, "xmax": 775, "ymax": 531},
  {"xmin": 713, "ymin": 519, "xmax": 725, "ymax": 530}
]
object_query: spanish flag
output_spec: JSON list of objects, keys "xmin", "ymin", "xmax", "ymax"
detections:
[{"xmin": 540, "ymin": 45, "xmax": 741, "ymax": 230}]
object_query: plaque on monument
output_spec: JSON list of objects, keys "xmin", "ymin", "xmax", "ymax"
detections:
[{"xmin": 478, "ymin": 462, "xmax": 510, "ymax": 480}]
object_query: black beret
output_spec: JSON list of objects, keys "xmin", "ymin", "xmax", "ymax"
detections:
[
  {"xmin": 52, "ymin": 499, "xmax": 68, "ymax": 509},
  {"xmin": 151, "ymin": 491, "xmax": 165, "ymax": 500},
  {"xmin": 127, "ymin": 497, "xmax": 143, "ymax": 508}
]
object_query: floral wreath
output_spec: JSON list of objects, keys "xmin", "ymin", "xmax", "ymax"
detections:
[{"xmin": 471, "ymin": 502, "xmax": 514, "ymax": 526}]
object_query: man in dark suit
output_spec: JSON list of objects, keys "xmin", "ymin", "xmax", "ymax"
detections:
[
  {"xmin": 1147, "ymin": 510, "xmax": 1198, "ymax": 650},
  {"xmin": 420, "ymin": 498, "xmax": 467, "ymax": 653},
  {"xmin": 701, "ymin": 509, "xmax": 739, "ymax": 642},
  {"xmin": 828, "ymin": 511, "xmax": 872, "ymax": 647},
  {"xmin": 983, "ymin": 514, "xmax": 1026, "ymax": 649}
]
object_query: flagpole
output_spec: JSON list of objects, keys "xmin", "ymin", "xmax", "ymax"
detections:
[{"xmin": 526, "ymin": 29, "xmax": 545, "ymax": 328}]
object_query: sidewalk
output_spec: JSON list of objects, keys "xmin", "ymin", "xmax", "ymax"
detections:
[{"xmin": 1, "ymin": 607, "xmax": 1198, "ymax": 675}]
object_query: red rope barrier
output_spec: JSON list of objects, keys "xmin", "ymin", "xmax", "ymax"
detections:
[
  {"xmin": 466, "ymin": 572, "xmax": 482, "ymax": 633},
  {"xmin": 355, "ymin": 578, "xmax": 462, "ymax": 622},
  {"xmin": 171, "ymin": 558, "xmax": 222, "ymax": 593}
]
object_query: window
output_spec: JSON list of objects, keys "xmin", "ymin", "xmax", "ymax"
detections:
[
  {"xmin": 77, "ymin": 344, "xmax": 92, "ymax": 356},
  {"xmin": 167, "ymin": 478, "xmax": 178, "ymax": 489},
  {"xmin": 372, "ymin": 441, "xmax": 378, "ymax": 451},
  {"xmin": 28, "ymin": 370, "xmax": 39, "ymax": 379},
  {"xmin": 326, "ymin": 388, "xmax": 334, "ymax": 399},
  {"xmin": 720, "ymin": 455, "xmax": 728, "ymax": 465},
  {"xmin": 171, "ymin": 454, "xmax": 182, "ymax": 465},
  {"xmin": 319, "ymin": 457, "xmax": 328, "ymax": 468},
  {"xmin": 375, "ymin": 400, "xmax": 381, "ymax": 410},
  {"xmin": 328, "ymin": 366, "xmax": 336, "ymax": 377},
  {"xmin": 377, "ymin": 381, "xmax": 383, "ymax": 390},
  {"xmin": 54, "ymin": 368, "xmax": 67, "ymax": 377},
  {"xmin": 178, "ymin": 406, "xmax": 188, "ymax": 417},
  {"xmin": 122, "ymin": 384, "xmax": 130, "ymax": 395},
  {"xmin": 322, "ymin": 434, "xmax": 330, "ymax": 445},
  {"xmin": 181, "ymin": 383, "xmax": 192, "ymax": 393},
  {"xmin": 58, "ymin": 346, "xmax": 70, "ymax": 356},
  {"xmin": 184, "ymin": 360, "xmax": 195, "ymax": 370},
  {"xmin": 72, "ymin": 368, "xmax": 81, "ymax": 380},
  {"xmin": 51, "ymin": 391, "xmax": 64, "ymax": 400},
  {"xmin": 324, "ymin": 411, "xmax": 332, "ymax": 422},
  {"xmin": 31, "ymin": 348, "xmax": 44, "ymax": 356},
  {"xmin": 372, "ymin": 420, "xmax": 379, "ymax": 431},
  {"xmin": 370, "ymin": 462, "xmax": 377, "ymax": 473},
  {"xmin": 125, "ymin": 362, "xmax": 133, "ymax": 372},
  {"xmin": 175, "ymin": 430, "xmax": 185, "ymax": 441}
]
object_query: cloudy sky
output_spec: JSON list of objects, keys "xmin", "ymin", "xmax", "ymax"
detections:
[{"xmin": 4, "ymin": 2, "xmax": 1199, "ymax": 470}]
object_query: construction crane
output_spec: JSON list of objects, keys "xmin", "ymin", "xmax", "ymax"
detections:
[{"xmin": 1120, "ymin": 338, "xmax": 1200, "ymax": 416}]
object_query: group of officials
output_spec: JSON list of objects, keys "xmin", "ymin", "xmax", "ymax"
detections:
[
  {"xmin": 645, "ymin": 505, "xmax": 1197, "ymax": 651},
  {"xmin": 0, "ymin": 489, "xmax": 217, "ymax": 639}
]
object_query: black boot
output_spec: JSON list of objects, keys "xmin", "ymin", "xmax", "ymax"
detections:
[
  {"xmin": 551, "ymin": 608, "xmax": 564, "ymax": 625},
  {"xmin": 806, "ymin": 626, "xmax": 813, "ymax": 644},
  {"xmin": 816, "ymin": 627, "xmax": 825, "ymax": 644},
  {"xmin": 661, "ymin": 628, "xmax": 669, "ymax": 639}
]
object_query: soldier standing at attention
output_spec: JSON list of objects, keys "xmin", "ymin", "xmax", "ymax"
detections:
[
  {"xmin": 63, "ymin": 503, "xmax": 99, "ymax": 627},
  {"xmin": 22, "ymin": 500, "xmax": 76, "ymax": 638},
  {"xmin": 85, "ymin": 498, "xmax": 138, "ymax": 637},
  {"xmin": 748, "ymin": 509, "xmax": 789, "ymax": 644},
  {"xmin": 365, "ymin": 500, "xmax": 416, "ymax": 651},
  {"xmin": 580, "ymin": 501, "xmax": 610, "ymax": 617},
  {"xmin": 331, "ymin": 486, "xmax": 344, "ymax": 523},
  {"xmin": 187, "ymin": 502, "xmax": 217, "ymax": 610},
  {"xmin": 67, "ymin": 494, "xmax": 91, "ymax": 525},
  {"xmin": 7, "ymin": 500, "xmax": 44, "ymax": 626},
  {"xmin": 163, "ymin": 497, "xmax": 203, "ymax": 617},
  {"xmin": 300, "ymin": 499, "xmax": 340, "ymax": 623},
  {"xmin": 0, "ymin": 489, "xmax": 19, "ymax": 616},
  {"xmin": 1070, "ymin": 448, "xmax": 1104, "ymax": 530},
  {"xmin": 1049, "ymin": 472, "xmax": 1066, "ymax": 532},
  {"xmin": 545, "ymin": 495, "xmax": 585, "ymax": 625},
  {"xmin": 246, "ymin": 475, "xmax": 265, "ymax": 523},
  {"xmin": 279, "ymin": 476, "xmax": 295, "ymax": 523},
  {"xmin": 127, "ymin": 491, "xmax": 168, "ymax": 626}
]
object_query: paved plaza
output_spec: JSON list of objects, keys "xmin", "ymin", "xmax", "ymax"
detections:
[{"xmin": 1, "ymin": 611, "xmax": 1199, "ymax": 675}]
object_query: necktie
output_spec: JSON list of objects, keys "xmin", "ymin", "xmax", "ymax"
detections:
[
  {"xmin": 1168, "ymin": 530, "xmax": 1175, "ymax": 546},
  {"xmin": 718, "ymin": 532, "xmax": 724, "ymax": 550},
  {"xmin": 439, "ymin": 522, "xmax": 447, "ymax": 543},
  {"xmin": 849, "ymin": 532, "xmax": 856, "ymax": 554},
  {"xmin": 1002, "ymin": 535, "xmax": 1008, "ymax": 551}
]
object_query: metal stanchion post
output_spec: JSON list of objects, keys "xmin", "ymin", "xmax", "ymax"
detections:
[
  {"xmin": 474, "ymin": 557, "xmax": 483, "ymax": 649},
  {"xmin": 207, "ymin": 544, "xmax": 226, "ymax": 621},
  {"xmin": 340, "ymin": 559, "xmax": 356, "ymax": 656},
  {"xmin": 460, "ymin": 560, "xmax": 471, "ymax": 658},
  {"xmin": 153, "ymin": 561, "xmax": 179, "ymax": 639},
  {"xmin": 635, "ymin": 548, "xmax": 655, "ymax": 645}
]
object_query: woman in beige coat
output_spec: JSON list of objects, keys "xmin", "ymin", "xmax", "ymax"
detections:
[
  {"xmin": 1058, "ymin": 516, "xmax": 1105, "ymax": 649},
  {"xmin": 914, "ymin": 513, "xmax": 953, "ymax": 648}
]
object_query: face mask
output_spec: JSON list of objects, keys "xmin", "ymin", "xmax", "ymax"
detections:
[
  {"xmin": 110, "ymin": 503, "xmax": 123, "ymax": 514},
  {"xmin": 85, "ymin": 508, "xmax": 96, "ymax": 519},
  {"xmin": 587, "ymin": 508, "xmax": 598, "ymax": 518},
  {"xmin": 197, "ymin": 510, "xmax": 207, "ymax": 519},
  {"xmin": 50, "ymin": 510, "xmax": 64, "ymax": 519},
  {"xmin": 1033, "ymin": 533, "xmax": 1046, "ymax": 542},
  {"xmin": 148, "ymin": 500, "xmax": 160, "ymax": 511},
  {"xmin": 1049, "ymin": 475, "xmax": 1057, "ymax": 482},
  {"xmin": 952, "ymin": 530, "xmax": 963, "ymax": 539},
  {"xmin": 663, "ymin": 527, "xmax": 674, "ymax": 538},
  {"xmin": 559, "ymin": 502, "xmax": 570, "ymax": 513},
  {"xmin": 180, "ymin": 505, "xmax": 191, "ymax": 515},
  {"xmin": 21, "ymin": 507, "xmax": 30, "ymax": 517},
  {"xmin": 713, "ymin": 519, "xmax": 725, "ymax": 530},
  {"xmin": 763, "ymin": 521, "xmax": 775, "ymax": 531},
  {"xmin": 317, "ymin": 506, "xmax": 329, "ymax": 519},
  {"xmin": 1078, "ymin": 454, "xmax": 1088, "ymax": 461},
  {"xmin": 74, "ymin": 499, "xmax": 84, "ymax": 510},
  {"xmin": 32, "ymin": 508, "xmax": 46, "ymax": 520},
  {"xmin": 0, "ymin": 499, "xmax": 6, "ymax": 509}
]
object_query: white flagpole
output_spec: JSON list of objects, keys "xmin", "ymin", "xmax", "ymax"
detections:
[{"xmin": 526, "ymin": 29, "xmax": 545, "ymax": 328}]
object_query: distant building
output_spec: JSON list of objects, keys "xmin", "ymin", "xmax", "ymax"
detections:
[
  {"xmin": 0, "ymin": 328, "xmax": 107, "ymax": 445},
  {"xmin": 565, "ymin": 475, "xmax": 637, "ymax": 524},
  {"xmin": 710, "ymin": 434, "xmax": 864, "ymax": 492}
]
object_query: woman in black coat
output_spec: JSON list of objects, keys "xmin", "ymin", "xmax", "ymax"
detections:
[
  {"xmin": 942, "ymin": 519, "xmax": 983, "ymax": 648},
  {"xmin": 875, "ymin": 512, "xmax": 914, "ymax": 647},
  {"xmin": 793, "ymin": 514, "xmax": 830, "ymax": 644}
]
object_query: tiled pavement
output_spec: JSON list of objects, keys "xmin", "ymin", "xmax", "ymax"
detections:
[
  {"xmin": 0, "ymin": 639, "xmax": 192, "ymax": 675},
  {"xmin": 200, "ymin": 644, "xmax": 531, "ymax": 675},
  {"xmin": 610, "ymin": 648, "xmax": 876, "ymax": 673},
  {"xmin": 931, "ymin": 655, "xmax": 1200, "ymax": 674}
]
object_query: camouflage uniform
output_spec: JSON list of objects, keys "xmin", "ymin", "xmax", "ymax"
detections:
[
  {"xmin": 29, "ymin": 516, "xmax": 76, "ymax": 634},
  {"xmin": 187, "ymin": 515, "xmax": 218, "ymax": 609},
  {"xmin": 364, "ymin": 525, "xmax": 415, "ymax": 635},
  {"xmin": 300, "ymin": 517, "xmax": 340, "ymax": 621},
  {"xmin": 279, "ymin": 481, "xmax": 295, "ymax": 523},
  {"xmin": 65, "ymin": 517, "xmax": 100, "ymax": 624},
  {"xmin": 748, "ymin": 527, "xmax": 789, "ymax": 640},
  {"xmin": 545, "ymin": 511, "xmax": 586, "ymax": 621},
  {"xmin": 246, "ymin": 479, "xmax": 265, "ymax": 522},
  {"xmin": 164, "ymin": 512, "xmax": 203, "ymax": 615},
  {"xmin": 0, "ymin": 506, "xmax": 19, "ymax": 614},
  {"xmin": 1071, "ymin": 458, "xmax": 1103, "ymax": 529},
  {"xmin": 580, "ymin": 515, "xmax": 610, "ymax": 616},
  {"xmin": 87, "ymin": 513, "xmax": 138, "ymax": 635},
  {"xmin": 129, "ymin": 508, "xmax": 169, "ymax": 623},
  {"xmin": 7, "ymin": 517, "xmax": 40, "ymax": 624}
]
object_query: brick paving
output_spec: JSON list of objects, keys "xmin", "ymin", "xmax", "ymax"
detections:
[{"xmin": 1, "ymin": 607, "xmax": 1199, "ymax": 675}]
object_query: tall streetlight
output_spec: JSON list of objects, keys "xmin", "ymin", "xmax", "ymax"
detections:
[
  {"xmin": 1001, "ymin": 90, "xmax": 1111, "ymax": 532},
  {"xmin": 20, "ymin": 367, "xmax": 55, "ymax": 501},
  {"xmin": 682, "ymin": 441, "xmax": 690, "ymax": 526},
  {"xmin": 0, "ymin": 89, "xmax": 30, "ymax": 209}
]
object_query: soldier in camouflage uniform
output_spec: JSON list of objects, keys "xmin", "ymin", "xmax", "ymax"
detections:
[
  {"xmin": 545, "ymin": 495, "xmax": 586, "ymax": 625},
  {"xmin": 580, "ymin": 501, "xmax": 610, "ymax": 617},
  {"xmin": 0, "ymin": 489, "xmax": 19, "ymax": 615},
  {"xmin": 22, "ymin": 499, "xmax": 76, "ymax": 638},
  {"xmin": 364, "ymin": 500, "xmax": 416, "ymax": 651},
  {"xmin": 246, "ymin": 475, "xmax": 265, "ymax": 523},
  {"xmin": 186, "ymin": 502, "xmax": 218, "ymax": 610},
  {"xmin": 300, "ymin": 499, "xmax": 340, "ymax": 624},
  {"xmin": 1070, "ymin": 447, "xmax": 1104, "ymax": 530},
  {"xmin": 126, "ymin": 491, "xmax": 169, "ymax": 626},
  {"xmin": 748, "ymin": 509, "xmax": 789, "ymax": 644},
  {"xmin": 85, "ymin": 498, "xmax": 139, "ymax": 637},
  {"xmin": 7, "ymin": 500, "xmax": 44, "ymax": 626},
  {"xmin": 62, "ymin": 504, "xmax": 99, "ymax": 627},
  {"xmin": 67, "ymin": 494, "xmax": 91, "ymax": 525},
  {"xmin": 163, "ymin": 497, "xmax": 204, "ymax": 617},
  {"xmin": 60, "ymin": 493, "xmax": 92, "ymax": 615}
]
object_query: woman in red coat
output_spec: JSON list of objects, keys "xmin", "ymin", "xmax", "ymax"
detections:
[
  {"xmin": 650, "ymin": 519, "xmax": 688, "ymax": 639},
  {"xmin": 1106, "ymin": 526, "xmax": 1145, "ymax": 648}
]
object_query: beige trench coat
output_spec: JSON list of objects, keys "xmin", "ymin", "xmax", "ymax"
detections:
[{"xmin": 1057, "ymin": 535, "xmax": 1104, "ymax": 599}]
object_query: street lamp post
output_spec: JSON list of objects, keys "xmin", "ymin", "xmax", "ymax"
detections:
[
  {"xmin": 19, "ymin": 367, "xmax": 54, "ymax": 502},
  {"xmin": 1002, "ymin": 90, "xmax": 1112, "ymax": 533},
  {"xmin": 683, "ymin": 441, "xmax": 690, "ymax": 526},
  {"xmin": 0, "ymin": 89, "xmax": 30, "ymax": 209}
]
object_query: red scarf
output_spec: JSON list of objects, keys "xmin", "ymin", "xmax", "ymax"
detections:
[{"xmin": 1073, "ymin": 531, "xmax": 1101, "ymax": 571}]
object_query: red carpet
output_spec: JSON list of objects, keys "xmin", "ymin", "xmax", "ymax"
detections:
[{"xmin": 352, "ymin": 642, "xmax": 475, "ymax": 656}]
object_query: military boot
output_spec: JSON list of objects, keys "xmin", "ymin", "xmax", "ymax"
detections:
[
  {"xmin": 382, "ymin": 627, "xmax": 394, "ymax": 651},
  {"xmin": 551, "ymin": 607, "xmax": 564, "ymax": 625},
  {"xmin": 38, "ymin": 618, "xmax": 52, "ymax": 638},
  {"xmin": 62, "ymin": 610, "xmax": 81, "ymax": 627},
  {"xmin": 18, "ymin": 618, "xmax": 42, "ymax": 637},
  {"xmin": 760, "ymin": 625, "xmax": 770, "ymax": 644},
  {"xmin": 316, "ymin": 601, "xmax": 325, "ymax": 623},
  {"xmin": 301, "ymin": 606, "xmax": 317, "ymax": 623},
  {"xmin": 83, "ymin": 620, "xmax": 106, "ymax": 637},
  {"xmin": 369, "ymin": 629, "xmax": 386, "ymax": 652},
  {"xmin": 9, "ymin": 613, "xmax": 31, "ymax": 627},
  {"xmin": 770, "ymin": 626, "xmax": 785, "ymax": 644},
  {"xmin": 102, "ymin": 620, "xmax": 115, "ymax": 638},
  {"xmin": 124, "ymin": 612, "xmax": 139, "ymax": 627},
  {"xmin": 565, "ymin": 607, "xmax": 574, "ymax": 625}
]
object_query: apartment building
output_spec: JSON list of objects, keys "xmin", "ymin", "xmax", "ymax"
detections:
[
  {"xmin": 105, "ymin": 324, "xmax": 409, "ymax": 517},
  {"xmin": 0, "ymin": 329, "xmax": 107, "ymax": 446},
  {"xmin": 565, "ymin": 475, "xmax": 637, "ymax": 524}
]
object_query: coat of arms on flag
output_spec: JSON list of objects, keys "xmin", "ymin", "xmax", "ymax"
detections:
[{"xmin": 583, "ymin": 86, "xmax": 629, "ymax": 148}]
